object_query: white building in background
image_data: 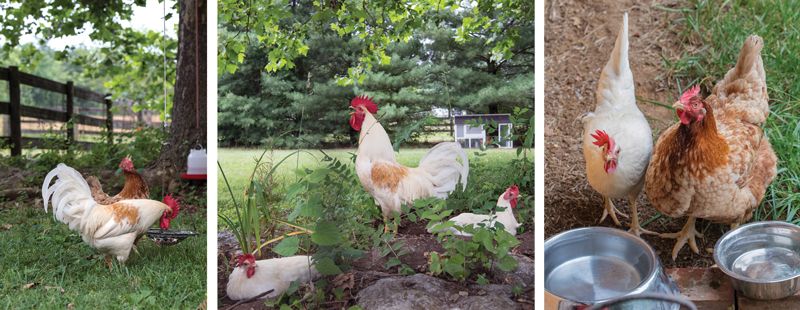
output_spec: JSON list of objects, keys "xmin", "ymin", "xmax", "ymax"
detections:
[{"xmin": 453, "ymin": 113, "xmax": 513, "ymax": 149}]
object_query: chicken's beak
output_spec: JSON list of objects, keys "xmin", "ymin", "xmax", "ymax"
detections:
[{"xmin": 672, "ymin": 102, "xmax": 685, "ymax": 111}]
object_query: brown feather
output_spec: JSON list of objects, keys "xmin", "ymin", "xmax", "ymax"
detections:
[
  {"xmin": 370, "ymin": 163, "xmax": 409, "ymax": 192},
  {"xmin": 109, "ymin": 202, "xmax": 140, "ymax": 224}
]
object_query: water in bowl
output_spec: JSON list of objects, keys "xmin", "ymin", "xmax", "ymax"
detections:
[
  {"xmin": 732, "ymin": 247, "xmax": 800, "ymax": 281},
  {"xmin": 547, "ymin": 255, "xmax": 642, "ymax": 302}
]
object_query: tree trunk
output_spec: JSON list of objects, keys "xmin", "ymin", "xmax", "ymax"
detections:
[{"xmin": 155, "ymin": 0, "xmax": 207, "ymax": 177}]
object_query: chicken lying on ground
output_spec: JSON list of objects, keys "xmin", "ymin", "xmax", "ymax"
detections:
[
  {"xmin": 429, "ymin": 185, "xmax": 521, "ymax": 237},
  {"xmin": 582, "ymin": 13, "xmax": 654, "ymax": 236},
  {"xmin": 87, "ymin": 156, "xmax": 150, "ymax": 204},
  {"xmin": 645, "ymin": 35, "xmax": 778, "ymax": 260},
  {"xmin": 350, "ymin": 96, "xmax": 469, "ymax": 233},
  {"xmin": 42, "ymin": 163, "xmax": 180, "ymax": 269},
  {"xmin": 226, "ymin": 254, "xmax": 321, "ymax": 301}
]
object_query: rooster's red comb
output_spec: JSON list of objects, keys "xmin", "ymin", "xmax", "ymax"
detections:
[
  {"xmin": 237, "ymin": 253, "xmax": 255, "ymax": 266},
  {"xmin": 507, "ymin": 185, "xmax": 519, "ymax": 195},
  {"xmin": 351, "ymin": 95, "xmax": 378, "ymax": 114},
  {"xmin": 163, "ymin": 194, "xmax": 180, "ymax": 220},
  {"xmin": 680, "ymin": 85, "xmax": 701, "ymax": 104},
  {"xmin": 591, "ymin": 130, "xmax": 614, "ymax": 148}
]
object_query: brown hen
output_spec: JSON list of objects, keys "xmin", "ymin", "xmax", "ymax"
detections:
[
  {"xmin": 87, "ymin": 156, "xmax": 150, "ymax": 204},
  {"xmin": 645, "ymin": 35, "xmax": 778, "ymax": 260}
]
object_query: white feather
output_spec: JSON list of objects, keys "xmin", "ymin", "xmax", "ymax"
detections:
[
  {"xmin": 226, "ymin": 256, "xmax": 321, "ymax": 301},
  {"xmin": 582, "ymin": 13, "xmax": 653, "ymax": 199},
  {"xmin": 356, "ymin": 111, "xmax": 469, "ymax": 219},
  {"xmin": 430, "ymin": 193, "xmax": 520, "ymax": 237},
  {"xmin": 41, "ymin": 164, "xmax": 168, "ymax": 263}
]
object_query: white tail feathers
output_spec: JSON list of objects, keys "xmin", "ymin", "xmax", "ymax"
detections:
[
  {"xmin": 416, "ymin": 142, "xmax": 469, "ymax": 198},
  {"xmin": 42, "ymin": 164, "xmax": 95, "ymax": 230},
  {"xmin": 596, "ymin": 13, "xmax": 636, "ymax": 110}
]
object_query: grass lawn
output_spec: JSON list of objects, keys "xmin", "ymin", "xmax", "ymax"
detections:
[
  {"xmin": 0, "ymin": 200, "xmax": 206, "ymax": 308},
  {"xmin": 660, "ymin": 0, "xmax": 800, "ymax": 222},
  {"xmin": 218, "ymin": 147, "xmax": 526, "ymax": 212}
]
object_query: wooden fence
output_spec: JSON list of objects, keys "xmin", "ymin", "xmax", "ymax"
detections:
[{"xmin": 0, "ymin": 66, "xmax": 112, "ymax": 156}]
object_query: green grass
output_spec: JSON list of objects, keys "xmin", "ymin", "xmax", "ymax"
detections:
[
  {"xmin": 662, "ymin": 0, "xmax": 800, "ymax": 221},
  {"xmin": 217, "ymin": 147, "xmax": 523, "ymax": 209},
  {"xmin": 0, "ymin": 201, "xmax": 206, "ymax": 309}
]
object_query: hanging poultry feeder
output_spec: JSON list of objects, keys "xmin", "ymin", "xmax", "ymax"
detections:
[
  {"xmin": 146, "ymin": 228, "xmax": 199, "ymax": 246},
  {"xmin": 180, "ymin": 145, "xmax": 207, "ymax": 181}
]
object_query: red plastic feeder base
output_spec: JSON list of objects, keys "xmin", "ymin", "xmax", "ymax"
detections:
[{"xmin": 180, "ymin": 173, "xmax": 207, "ymax": 181}]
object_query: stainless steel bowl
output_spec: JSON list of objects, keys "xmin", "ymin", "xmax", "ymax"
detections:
[
  {"xmin": 714, "ymin": 221, "xmax": 800, "ymax": 300},
  {"xmin": 544, "ymin": 227, "xmax": 681, "ymax": 309}
]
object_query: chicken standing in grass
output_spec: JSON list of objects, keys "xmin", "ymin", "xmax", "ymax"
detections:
[
  {"xmin": 86, "ymin": 156, "xmax": 150, "ymax": 204},
  {"xmin": 646, "ymin": 35, "xmax": 777, "ymax": 260},
  {"xmin": 42, "ymin": 163, "xmax": 180, "ymax": 269},
  {"xmin": 350, "ymin": 96, "xmax": 469, "ymax": 233},
  {"xmin": 582, "ymin": 13, "xmax": 654, "ymax": 236},
  {"xmin": 429, "ymin": 185, "xmax": 521, "ymax": 237},
  {"xmin": 226, "ymin": 254, "xmax": 321, "ymax": 301}
]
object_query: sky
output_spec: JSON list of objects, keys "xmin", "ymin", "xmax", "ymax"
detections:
[{"xmin": 17, "ymin": 0, "xmax": 178, "ymax": 50}]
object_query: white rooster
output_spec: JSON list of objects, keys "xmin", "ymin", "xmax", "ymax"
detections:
[
  {"xmin": 42, "ymin": 163, "xmax": 180, "ymax": 268},
  {"xmin": 226, "ymin": 254, "xmax": 321, "ymax": 300},
  {"xmin": 349, "ymin": 96, "xmax": 469, "ymax": 233},
  {"xmin": 429, "ymin": 185, "xmax": 521, "ymax": 237},
  {"xmin": 582, "ymin": 13, "xmax": 654, "ymax": 236}
]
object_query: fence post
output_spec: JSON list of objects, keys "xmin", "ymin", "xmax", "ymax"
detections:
[
  {"xmin": 65, "ymin": 81, "xmax": 74, "ymax": 145},
  {"xmin": 8, "ymin": 66, "xmax": 21, "ymax": 156},
  {"xmin": 105, "ymin": 94, "xmax": 113, "ymax": 145}
]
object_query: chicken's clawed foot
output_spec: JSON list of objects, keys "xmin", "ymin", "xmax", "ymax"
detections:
[
  {"xmin": 660, "ymin": 217, "xmax": 703, "ymax": 260},
  {"xmin": 627, "ymin": 194, "xmax": 656, "ymax": 237},
  {"xmin": 104, "ymin": 255, "xmax": 113, "ymax": 271},
  {"xmin": 599, "ymin": 197, "xmax": 628, "ymax": 226}
]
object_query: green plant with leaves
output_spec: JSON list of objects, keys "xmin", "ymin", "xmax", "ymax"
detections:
[
  {"xmin": 219, "ymin": 148, "xmax": 310, "ymax": 256},
  {"xmin": 422, "ymin": 198, "xmax": 520, "ymax": 281}
]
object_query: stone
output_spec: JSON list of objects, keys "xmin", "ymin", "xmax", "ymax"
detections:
[{"xmin": 356, "ymin": 273, "xmax": 517, "ymax": 310}]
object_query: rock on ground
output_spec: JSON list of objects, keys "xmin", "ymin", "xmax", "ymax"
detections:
[{"xmin": 356, "ymin": 274, "xmax": 518, "ymax": 310}]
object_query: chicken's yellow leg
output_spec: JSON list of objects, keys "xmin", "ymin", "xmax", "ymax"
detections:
[
  {"xmin": 599, "ymin": 197, "xmax": 627, "ymax": 226},
  {"xmin": 628, "ymin": 193, "xmax": 656, "ymax": 236},
  {"xmin": 383, "ymin": 215, "xmax": 390, "ymax": 233},
  {"xmin": 660, "ymin": 217, "xmax": 703, "ymax": 260}
]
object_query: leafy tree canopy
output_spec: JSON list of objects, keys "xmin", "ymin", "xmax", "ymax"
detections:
[
  {"xmin": 219, "ymin": 0, "xmax": 533, "ymax": 81},
  {"xmin": 218, "ymin": 1, "xmax": 533, "ymax": 147},
  {"xmin": 0, "ymin": 0, "xmax": 177, "ymax": 117}
]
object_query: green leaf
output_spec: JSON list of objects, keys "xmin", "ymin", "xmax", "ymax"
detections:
[
  {"xmin": 429, "ymin": 252, "xmax": 442, "ymax": 274},
  {"xmin": 472, "ymin": 228, "xmax": 493, "ymax": 250},
  {"xmin": 272, "ymin": 236, "xmax": 300, "ymax": 256},
  {"xmin": 385, "ymin": 258, "xmax": 402, "ymax": 269},
  {"xmin": 476, "ymin": 274, "xmax": 489, "ymax": 285},
  {"xmin": 311, "ymin": 221, "xmax": 342, "ymax": 246},
  {"xmin": 497, "ymin": 254, "xmax": 518, "ymax": 272},
  {"xmin": 315, "ymin": 257, "xmax": 343, "ymax": 275}
]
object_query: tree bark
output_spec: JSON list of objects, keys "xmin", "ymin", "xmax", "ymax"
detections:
[{"xmin": 155, "ymin": 0, "xmax": 207, "ymax": 177}]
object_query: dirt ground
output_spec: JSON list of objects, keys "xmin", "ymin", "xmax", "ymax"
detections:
[
  {"xmin": 544, "ymin": 0, "xmax": 726, "ymax": 268},
  {"xmin": 217, "ymin": 221, "xmax": 534, "ymax": 309}
]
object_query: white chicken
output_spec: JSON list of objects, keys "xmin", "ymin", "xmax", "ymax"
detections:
[
  {"xmin": 430, "ymin": 185, "xmax": 521, "ymax": 236},
  {"xmin": 349, "ymin": 96, "xmax": 469, "ymax": 232},
  {"xmin": 582, "ymin": 13, "xmax": 654, "ymax": 236},
  {"xmin": 42, "ymin": 163, "xmax": 179, "ymax": 268},
  {"xmin": 226, "ymin": 254, "xmax": 321, "ymax": 300}
]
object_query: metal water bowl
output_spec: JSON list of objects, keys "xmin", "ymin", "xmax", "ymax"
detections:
[
  {"xmin": 545, "ymin": 227, "xmax": 682, "ymax": 309},
  {"xmin": 714, "ymin": 221, "xmax": 800, "ymax": 300},
  {"xmin": 146, "ymin": 228, "xmax": 199, "ymax": 246}
]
